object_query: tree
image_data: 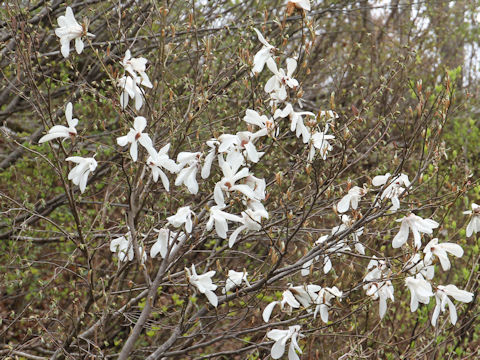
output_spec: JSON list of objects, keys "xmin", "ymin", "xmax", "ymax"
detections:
[{"xmin": 1, "ymin": 1, "xmax": 479, "ymax": 359}]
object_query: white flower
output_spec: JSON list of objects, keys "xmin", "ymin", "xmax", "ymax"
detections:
[
  {"xmin": 431, "ymin": 284, "xmax": 473, "ymax": 326},
  {"xmin": 423, "ymin": 238, "xmax": 463, "ymax": 271},
  {"xmin": 147, "ymin": 143, "xmax": 179, "ymax": 191},
  {"xmin": 308, "ymin": 125, "xmax": 335, "ymax": 161},
  {"xmin": 117, "ymin": 75, "xmax": 144, "ymax": 110},
  {"xmin": 175, "ymin": 152, "xmax": 201, "ymax": 194},
  {"xmin": 201, "ymin": 139, "xmax": 219, "ymax": 179},
  {"xmin": 463, "ymin": 203, "xmax": 480, "ymax": 237},
  {"xmin": 214, "ymin": 155, "xmax": 257, "ymax": 206},
  {"xmin": 167, "ymin": 206, "xmax": 194, "ymax": 233},
  {"xmin": 39, "ymin": 102, "xmax": 78, "ymax": 143},
  {"xmin": 110, "ymin": 233, "xmax": 147, "ymax": 263},
  {"xmin": 331, "ymin": 215, "xmax": 364, "ymax": 254},
  {"xmin": 372, "ymin": 172, "xmax": 410, "ymax": 211},
  {"xmin": 116, "ymin": 116, "xmax": 155, "ymax": 162},
  {"xmin": 301, "ymin": 235, "xmax": 334, "ymax": 276},
  {"xmin": 252, "ymin": 28, "xmax": 275, "ymax": 75},
  {"xmin": 206, "ymin": 204, "xmax": 243, "ymax": 239},
  {"xmin": 110, "ymin": 233, "xmax": 133, "ymax": 262},
  {"xmin": 122, "ymin": 50, "xmax": 153, "ymax": 88},
  {"xmin": 150, "ymin": 228, "xmax": 185, "ymax": 259},
  {"xmin": 404, "ymin": 253, "xmax": 434, "ymax": 280},
  {"xmin": 313, "ymin": 286, "xmax": 342, "ymax": 323},
  {"xmin": 274, "ymin": 103, "xmax": 314, "ymax": 143},
  {"xmin": 186, "ymin": 264, "xmax": 218, "ymax": 307},
  {"xmin": 337, "ymin": 186, "xmax": 367, "ymax": 213},
  {"xmin": 243, "ymin": 109, "xmax": 274, "ymax": 136},
  {"xmin": 55, "ymin": 7, "xmax": 94, "ymax": 58},
  {"xmin": 266, "ymin": 325, "xmax": 303, "ymax": 360},
  {"xmin": 262, "ymin": 288, "xmax": 301, "ymax": 322},
  {"xmin": 265, "ymin": 58, "xmax": 298, "ymax": 102},
  {"xmin": 289, "ymin": 284, "xmax": 322, "ymax": 309},
  {"xmin": 229, "ymin": 208, "xmax": 267, "ymax": 248},
  {"xmin": 363, "ymin": 258, "xmax": 394, "ymax": 319},
  {"xmin": 405, "ymin": 276, "xmax": 434, "ymax": 312},
  {"xmin": 223, "ymin": 269, "xmax": 250, "ymax": 293},
  {"xmin": 287, "ymin": 0, "xmax": 311, "ymax": 11},
  {"xmin": 65, "ymin": 156, "xmax": 97, "ymax": 193},
  {"xmin": 218, "ymin": 131, "xmax": 264, "ymax": 163},
  {"xmin": 392, "ymin": 213, "xmax": 439, "ymax": 249}
]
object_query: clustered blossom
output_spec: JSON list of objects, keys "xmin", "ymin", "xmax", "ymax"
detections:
[
  {"xmin": 118, "ymin": 50, "xmax": 153, "ymax": 110},
  {"xmin": 42, "ymin": 4, "xmax": 476, "ymax": 357},
  {"xmin": 262, "ymin": 284, "xmax": 342, "ymax": 324}
]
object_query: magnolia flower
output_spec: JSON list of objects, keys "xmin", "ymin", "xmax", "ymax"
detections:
[
  {"xmin": 314, "ymin": 286, "xmax": 342, "ymax": 323},
  {"xmin": 122, "ymin": 50, "xmax": 153, "ymax": 88},
  {"xmin": 274, "ymin": 103, "xmax": 314, "ymax": 143},
  {"xmin": 287, "ymin": 0, "xmax": 311, "ymax": 11},
  {"xmin": 66, "ymin": 156, "xmax": 97, "ymax": 193},
  {"xmin": 110, "ymin": 233, "xmax": 133, "ymax": 262},
  {"xmin": 423, "ymin": 238, "xmax": 463, "ymax": 271},
  {"xmin": 55, "ymin": 7, "xmax": 94, "ymax": 58},
  {"xmin": 363, "ymin": 258, "xmax": 394, "ymax": 319},
  {"xmin": 201, "ymin": 139, "xmax": 219, "ymax": 179},
  {"xmin": 463, "ymin": 203, "xmax": 480, "ymax": 237},
  {"xmin": 337, "ymin": 186, "xmax": 367, "ymax": 213},
  {"xmin": 243, "ymin": 109, "xmax": 274, "ymax": 136},
  {"xmin": 289, "ymin": 284, "xmax": 322, "ymax": 309},
  {"xmin": 404, "ymin": 253, "xmax": 434, "ymax": 280},
  {"xmin": 218, "ymin": 132, "xmax": 264, "ymax": 163},
  {"xmin": 229, "ymin": 208, "xmax": 267, "ymax": 248},
  {"xmin": 206, "ymin": 204, "xmax": 243, "ymax": 239},
  {"xmin": 147, "ymin": 143, "xmax": 179, "ymax": 191},
  {"xmin": 117, "ymin": 116, "xmax": 155, "ymax": 162},
  {"xmin": 175, "ymin": 152, "xmax": 201, "ymax": 194},
  {"xmin": 263, "ymin": 288, "xmax": 301, "ymax": 322},
  {"xmin": 308, "ymin": 126, "xmax": 335, "ymax": 161},
  {"xmin": 265, "ymin": 58, "xmax": 298, "ymax": 102},
  {"xmin": 372, "ymin": 173, "xmax": 410, "ymax": 211},
  {"xmin": 117, "ymin": 75, "xmax": 144, "ymax": 110},
  {"xmin": 392, "ymin": 213, "xmax": 439, "ymax": 249},
  {"xmin": 223, "ymin": 269, "xmax": 250, "ymax": 293},
  {"xmin": 110, "ymin": 233, "xmax": 147, "ymax": 263},
  {"xmin": 266, "ymin": 325, "xmax": 303, "ymax": 360},
  {"xmin": 405, "ymin": 276, "xmax": 434, "ymax": 312},
  {"xmin": 252, "ymin": 28, "xmax": 275, "ymax": 75},
  {"xmin": 39, "ymin": 102, "xmax": 78, "ymax": 143},
  {"xmin": 431, "ymin": 285, "xmax": 473, "ymax": 326},
  {"xmin": 245, "ymin": 175, "xmax": 266, "ymax": 201},
  {"xmin": 301, "ymin": 235, "xmax": 335, "ymax": 276},
  {"xmin": 331, "ymin": 215, "xmax": 365, "ymax": 255},
  {"xmin": 186, "ymin": 264, "xmax": 218, "ymax": 307},
  {"xmin": 150, "ymin": 228, "xmax": 185, "ymax": 259},
  {"xmin": 167, "ymin": 206, "xmax": 194, "ymax": 233},
  {"xmin": 214, "ymin": 155, "xmax": 257, "ymax": 206}
]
